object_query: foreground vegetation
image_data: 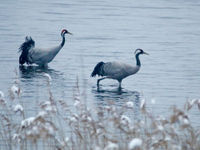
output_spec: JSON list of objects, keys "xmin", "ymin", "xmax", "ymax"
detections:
[{"xmin": 0, "ymin": 74, "xmax": 200, "ymax": 150}]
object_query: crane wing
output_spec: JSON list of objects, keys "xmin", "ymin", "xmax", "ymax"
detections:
[
  {"xmin": 28, "ymin": 48, "xmax": 48, "ymax": 62},
  {"xmin": 28, "ymin": 45, "xmax": 62, "ymax": 64},
  {"xmin": 103, "ymin": 62, "xmax": 123, "ymax": 75},
  {"xmin": 102, "ymin": 61, "xmax": 139, "ymax": 79}
]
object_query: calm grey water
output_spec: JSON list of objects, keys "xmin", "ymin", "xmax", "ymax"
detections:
[{"xmin": 0, "ymin": 0, "xmax": 200, "ymax": 125}]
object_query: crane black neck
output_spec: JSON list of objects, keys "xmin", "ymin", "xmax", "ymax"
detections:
[
  {"xmin": 135, "ymin": 52, "xmax": 142, "ymax": 66},
  {"xmin": 61, "ymin": 34, "xmax": 65, "ymax": 47}
]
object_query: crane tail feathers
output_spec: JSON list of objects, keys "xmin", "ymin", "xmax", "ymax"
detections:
[
  {"xmin": 91, "ymin": 61, "xmax": 105, "ymax": 77},
  {"xmin": 19, "ymin": 36, "xmax": 35, "ymax": 65}
]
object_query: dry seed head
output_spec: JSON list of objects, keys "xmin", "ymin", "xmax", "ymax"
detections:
[
  {"xmin": 13, "ymin": 104, "xmax": 24, "ymax": 113},
  {"xmin": 0, "ymin": 91, "xmax": 4, "ymax": 98},
  {"xmin": 140, "ymin": 99, "xmax": 146, "ymax": 110},
  {"xmin": 40, "ymin": 101, "xmax": 57, "ymax": 112},
  {"xmin": 11, "ymin": 84, "xmax": 20, "ymax": 97},
  {"xmin": 94, "ymin": 146, "xmax": 101, "ymax": 150},
  {"xmin": 129, "ymin": 138, "xmax": 142, "ymax": 150},
  {"xmin": 157, "ymin": 125, "xmax": 164, "ymax": 131},
  {"xmin": 21, "ymin": 117, "xmax": 35, "ymax": 128},
  {"xmin": 12, "ymin": 133, "xmax": 21, "ymax": 143},
  {"xmin": 126, "ymin": 101, "xmax": 134, "ymax": 108},
  {"xmin": 74, "ymin": 100, "xmax": 80, "ymax": 107},
  {"xmin": 37, "ymin": 111, "xmax": 47, "ymax": 118},
  {"xmin": 43, "ymin": 73, "xmax": 52, "ymax": 82},
  {"xmin": 0, "ymin": 99, "xmax": 6, "ymax": 105},
  {"xmin": 104, "ymin": 141, "xmax": 119, "ymax": 150},
  {"xmin": 120, "ymin": 115, "xmax": 131, "ymax": 126}
]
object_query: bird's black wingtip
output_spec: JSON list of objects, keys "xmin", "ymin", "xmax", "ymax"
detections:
[
  {"xmin": 18, "ymin": 36, "xmax": 35, "ymax": 65},
  {"xmin": 91, "ymin": 72, "xmax": 96, "ymax": 77},
  {"xmin": 91, "ymin": 69, "xmax": 96, "ymax": 77}
]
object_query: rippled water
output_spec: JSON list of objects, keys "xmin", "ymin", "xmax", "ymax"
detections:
[{"xmin": 0, "ymin": 0, "xmax": 200, "ymax": 125}]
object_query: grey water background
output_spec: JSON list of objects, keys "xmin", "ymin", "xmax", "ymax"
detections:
[{"xmin": 0, "ymin": 0, "xmax": 200, "ymax": 125}]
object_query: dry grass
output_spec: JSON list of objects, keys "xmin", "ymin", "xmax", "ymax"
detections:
[{"xmin": 0, "ymin": 74, "xmax": 200, "ymax": 150}]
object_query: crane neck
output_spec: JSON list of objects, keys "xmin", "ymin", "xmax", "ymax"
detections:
[
  {"xmin": 61, "ymin": 34, "xmax": 65, "ymax": 47},
  {"xmin": 135, "ymin": 53, "xmax": 142, "ymax": 67}
]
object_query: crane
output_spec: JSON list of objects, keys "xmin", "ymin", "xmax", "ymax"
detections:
[
  {"xmin": 91, "ymin": 49, "xmax": 148, "ymax": 89},
  {"xmin": 19, "ymin": 29, "xmax": 72, "ymax": 67}
]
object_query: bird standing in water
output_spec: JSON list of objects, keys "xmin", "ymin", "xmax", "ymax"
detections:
[
  {"xmin": 91, "ymin": 49, "xmax": 148, "ymax": 89},
  {"xmin": 19, "ymin": 29, "xmax": 72, "ymax": 67}
]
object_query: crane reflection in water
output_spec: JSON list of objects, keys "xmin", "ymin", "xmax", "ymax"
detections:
[{"xmin": 92, "ymin": 87, "xmax": 142, "ymax": 121}]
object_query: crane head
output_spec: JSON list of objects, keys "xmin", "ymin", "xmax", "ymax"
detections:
[
  {"xmin": 134, "ymin": 48, "xmax": 149, "ymax": 55},
  {"xmin": 61, "ymin": 29, "xmax": 72, "ymax": 36}
]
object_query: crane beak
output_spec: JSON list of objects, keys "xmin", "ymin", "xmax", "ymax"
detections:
[
  {"xmin": 67, "ymin": 31, "xmax": 73, "ymax": 35},
  {"xmin": 143, "ymin": 52, "xmax": 149, "ymax": 55}
]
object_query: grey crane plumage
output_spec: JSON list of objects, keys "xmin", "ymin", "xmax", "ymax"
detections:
[
  {"xmin": 19, "ymin": 29, "xmax": 72, "ymax": 67},
  {"xmin": 91, "ymin": 49, "xmax": 148, "ymax": 89}
]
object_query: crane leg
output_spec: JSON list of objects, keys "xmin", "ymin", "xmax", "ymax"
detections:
[
  {"xmin": 97, "ymin": 77, "xmax": 107, "ymax": 87},
  {"xmin": 118, "ymin": 81, "xmax": 122, "ymax": 90}
]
